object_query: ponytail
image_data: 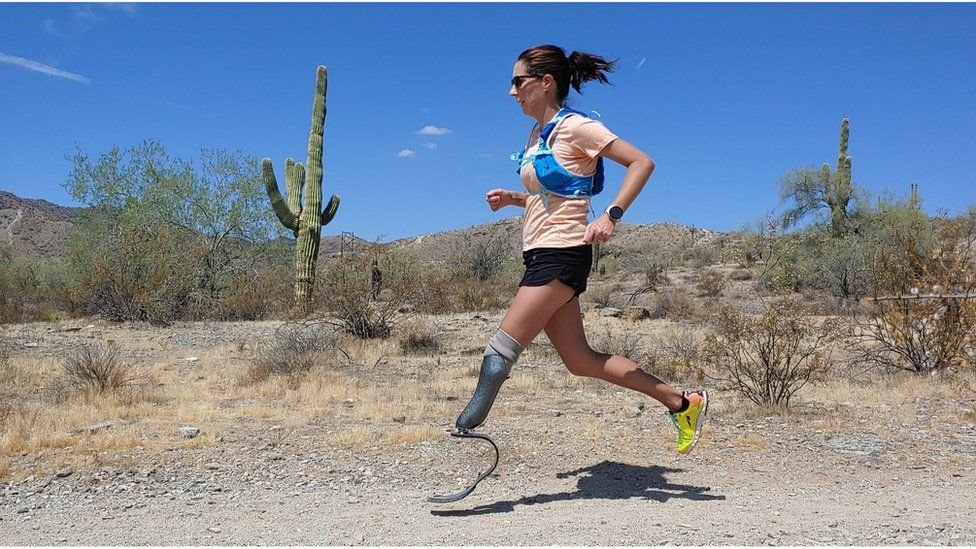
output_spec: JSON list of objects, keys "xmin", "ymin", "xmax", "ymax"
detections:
[
  {"xmin": 567, "ymin": 50, "xmax": 616, "ymax": 94},
  {"xmin": 518, "ymin": 45, "xmax": 618, "ymax": 103}
]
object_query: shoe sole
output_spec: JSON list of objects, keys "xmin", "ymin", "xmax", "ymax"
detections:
[{"xmin": 680, "ymin": 390, "xmax": 709, "ymax": 455}]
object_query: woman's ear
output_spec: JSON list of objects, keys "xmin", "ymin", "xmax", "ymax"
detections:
[{"xmin": 542, "ymin": 74, "xmax": 554, "ymax": 91}]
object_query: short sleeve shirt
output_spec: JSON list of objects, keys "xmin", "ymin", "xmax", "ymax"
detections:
[{"xmin": 518, "ymin": 114, "xmax": 618, "ymax": 251}]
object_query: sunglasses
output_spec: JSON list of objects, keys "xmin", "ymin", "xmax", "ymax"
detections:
[{"xmin": 510, "ymin": 74, "xmax": 541, "ymax": 89}]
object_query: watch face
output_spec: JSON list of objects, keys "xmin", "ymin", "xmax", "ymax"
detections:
[{"xmin": 608, "ymin": 206, "xmax": 624, "ymax": 221}]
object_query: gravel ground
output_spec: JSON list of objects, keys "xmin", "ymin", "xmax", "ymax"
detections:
[{"xmin": 2, "ymin": 319, "xmax": 975, "ymax": 545}]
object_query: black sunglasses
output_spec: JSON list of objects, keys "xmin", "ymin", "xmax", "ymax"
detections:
[{"xmin": 510, "ymin": 74, "xmax": 541, "ymax": 89}]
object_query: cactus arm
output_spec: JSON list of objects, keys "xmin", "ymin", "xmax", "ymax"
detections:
[
  {"xmin": 285, "ymin": 158, "xmax": 302, "ymax": 216},
  {"xmin": 261, "ymin": 158, "xmax": 298, "ymax": 231},
  {"xmin": 321, "ymin": 194, "xmax": 340, "ymax": 225}
]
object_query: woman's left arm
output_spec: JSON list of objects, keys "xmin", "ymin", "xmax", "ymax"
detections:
[{"xmin": 583, "ymin": 139, "xmax": 656, "ymax": 244}]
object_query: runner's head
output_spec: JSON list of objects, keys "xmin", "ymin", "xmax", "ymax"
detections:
[{"xmin": 511, "ymin": 45, "xmax": 617, "ymax": 105}]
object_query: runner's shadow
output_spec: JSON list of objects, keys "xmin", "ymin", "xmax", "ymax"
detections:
[{"xmin": 430, "ymin": 460, "xmax": 725, "ymax": 516}]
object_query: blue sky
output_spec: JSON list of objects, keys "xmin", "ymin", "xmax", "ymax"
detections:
[{"xmin": 2, "ymin": 3, "xmax": 975, "ymax": 242}]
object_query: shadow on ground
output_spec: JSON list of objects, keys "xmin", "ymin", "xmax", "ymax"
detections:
[{"xmin": 430, "ymin": 459, "xmax": 725, "ymax": 516}]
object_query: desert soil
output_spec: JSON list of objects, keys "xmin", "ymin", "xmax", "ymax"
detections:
[{"xmin": 1, "ymin": 317, "xmax": 975, "ymax": 546}]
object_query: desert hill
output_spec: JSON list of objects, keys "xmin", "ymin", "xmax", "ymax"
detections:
[{"xmin": 0, "ymin": 190, "xmax": 733, "ymax": 263}]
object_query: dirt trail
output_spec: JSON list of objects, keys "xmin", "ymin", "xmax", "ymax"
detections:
[
  {"xmin": 4, "ymin": 207, "xmax": 22, "ymax": 246},
  {"xmin": 2, "ymin": 448, "xmax": 974, "ymax": 545}
]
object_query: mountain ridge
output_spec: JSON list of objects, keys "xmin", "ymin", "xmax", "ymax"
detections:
[{"xmin": 0, "ymin": 190, "xmax": 728, "ymax": 261}]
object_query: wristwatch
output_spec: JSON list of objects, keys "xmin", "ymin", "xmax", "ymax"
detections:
[{"xmin": 605, "ymin": 205, "xmax": 624, "ymax": 222}]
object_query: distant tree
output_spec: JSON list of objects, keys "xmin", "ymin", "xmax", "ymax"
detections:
[
  {"xmin": 779, "ymin": 118, "xmax": 857, "ymax": 236},
  {"xmin": 64, "ymin": 140, "xmax": 284, "ymax": 319}
]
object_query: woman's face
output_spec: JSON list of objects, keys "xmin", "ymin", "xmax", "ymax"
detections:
[{"xmin": 509, "ymin": 60, "xmax": 546, "ymax": 116}]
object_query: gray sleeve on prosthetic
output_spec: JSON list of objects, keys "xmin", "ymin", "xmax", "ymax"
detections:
[{"xmin": 455, "ymin": 330, "xmax": 524, "ymax": 431}]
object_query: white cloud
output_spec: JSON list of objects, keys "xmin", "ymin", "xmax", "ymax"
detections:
[
  {"xmin": 397, "ymin": 149, "xmax": 417, "ymax": 158},
  {"xmin": 0, "ymin": 52, "xmax": 90, "ymax": 84},
  {"xmin": 42, "ymin": 19, "xmax": 61, "ymax": 36},
  {"xmin": 417, "ymin": 125, "xmax": 452, "ymax": 136},
  {"xmin": 42, "ymin": 4, "xmax": 137, "ymax": 37},
  {"xmin": 105, "ymin": 3, "xmax": 139, "ymax": 14},
  {"xmin": 637, "ymin": 57, "xmax": 647, "ymax": 70},
  {"xmin": 422, "ymin": 142, "xmax": 438, "ymax": 150}
]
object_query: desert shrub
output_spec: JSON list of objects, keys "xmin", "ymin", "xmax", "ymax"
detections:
[
  {"xmin": 850, "ymin": 212, "xmax": 976, "ymax": 374},
  {"xmin": 655, "ymin": 323, "xmax": 705, "ymax": 384},
  {"xmin": 452, "ymin": 276, "xmax": 516, "ymax": 313},
  {"xmin": 396, "ymin": 318, "xmax": 442, "ymax": 355},
  {"xmin": 702, "ymin": 299, "xmax": 843, "ymax": 407},
  {"xmin": 317, "ymin": 251, "xmax": 425, "ymax": 338},
  {"xmin": 216, "ymin": 262, "xmax": 292, "ymax": 321},
  {"xmin": 61, "ymin": 343, "xmax": 135, "ymax": 393},
  {"xmin": 590, "ymin": 326, "xmax": 652, "ymax": 365},
  {"xmin": 249, "ymin": 322, "xmax": 338, "ymax": 383},
  {"xmin": 729, "ymin": 268, "xmax": 753, "ymax": 281},
  {"xmin": 410, "ymin": 265, "xmax": 516, "ymax": 314},
  {"xmin": 683, "ymin": 241, "xmax": 722, "ymax": 269},
  {"xmin": 0, "ymin": 247, "xmax": 73, "ymax": 322},
  {"xmin": 696, "ymin": 269, "xmax": 728, "ymax": 298},
  {"xmin": 649, "ymin": 289, "xmax": 702, "ymax": 322},
  {"xmin": 584, "ymin": 282, "xmax": 620, "ymax": 308},
  {"xmin": 448, "ymin": 233, "xmax": 517, "ymax": 282},
  {"xmin": 67, "ymin": 217, "xmax": 202, "ymax": 325}
]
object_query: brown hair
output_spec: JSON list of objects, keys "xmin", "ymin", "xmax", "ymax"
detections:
[{"xmin": 517, "ymin": 45, "xmax": 617, "ymax": 104}]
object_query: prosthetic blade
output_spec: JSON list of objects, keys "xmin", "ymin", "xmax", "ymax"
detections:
[{"xmin": 427, "ymin": 430, "xmax": 500, "ymax": 504}]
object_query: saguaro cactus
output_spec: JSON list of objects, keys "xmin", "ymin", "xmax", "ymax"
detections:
[
  {"xmin": 823, "ymin": 118, "xmax": 853, "ymax": 236},
  {"xmin": 262, "ymin": 66, "xmax": 340, "ymax": 312}
]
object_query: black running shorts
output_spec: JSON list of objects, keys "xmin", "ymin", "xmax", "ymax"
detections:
[{"xmin": 519, "ymin": 245, "xmax": 593, "ymax": 297}]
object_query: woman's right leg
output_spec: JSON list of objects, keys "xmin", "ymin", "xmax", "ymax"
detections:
[
  {"xmin": 543, "ymin": 297, "xmax": 685, "ymax": 412},
  {"xmin": 545, "ymin": 297, "xmax": 710, "ymax": 454}
]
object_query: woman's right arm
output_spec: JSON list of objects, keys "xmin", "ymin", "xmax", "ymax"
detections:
[{"xmin": 486, "ymin": 189, "xmax": 527, "ymax": 211}]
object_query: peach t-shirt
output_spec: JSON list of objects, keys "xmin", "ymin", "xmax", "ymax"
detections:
[{"xmin": 518, "ymin": 113, "xmax": 618, "ymax": 251}]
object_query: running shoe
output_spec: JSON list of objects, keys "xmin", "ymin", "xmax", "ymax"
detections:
[{"xmin": 668, "ymin": 390, "xmax": 709, "ymax": 455}]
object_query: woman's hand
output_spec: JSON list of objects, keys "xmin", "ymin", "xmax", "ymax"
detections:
[
  {"xmin": 485, "ymin": 189, "xmax": 515, "ymax": 211},
  {"xmin": 584, "ymin": 214, "xmax": 617, "ymax": 244}
]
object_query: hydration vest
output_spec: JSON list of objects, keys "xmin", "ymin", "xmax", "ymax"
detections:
[{"xmin": 510, "ymin": 107, "xmax": 605, "ymax": 205}]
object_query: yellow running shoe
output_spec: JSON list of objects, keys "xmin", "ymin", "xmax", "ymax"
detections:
[{"xmin": 668, "ymin": 390, "xmax": 709, "ymax": 454}]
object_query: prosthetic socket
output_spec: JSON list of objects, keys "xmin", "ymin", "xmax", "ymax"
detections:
[{"xmin": 455, "ymin": 330, "xmax": 524, "ymax": 431}]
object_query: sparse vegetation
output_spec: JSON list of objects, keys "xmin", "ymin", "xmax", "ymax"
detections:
[
  {"xmin": 396, "ymin": 317, "xmax": 442, "ymax": 355},
  {"xmin": 696, "ymin": 269, "xmax": 728, "ymax": 298},
  {"xmin": 248, "ymin": 322, "xmax": 339, "ymax": 384},
  {"xmin": 590, "ymin": 325, "xmax": 652, "ymax": 366},
  {"xmin": 703, "ymin": 299, "xmax": 843, "ymax": 407},
  {"xmin": 61, "ymin": 343, "xmax": 136, "ymax": 393},
  {"xmin": 850, "ymin": 210, "xmax": 976, "ymax": 374},
  {"xmin": 448, "ymin": 232, "xmax": 517, "ymax": 282}
]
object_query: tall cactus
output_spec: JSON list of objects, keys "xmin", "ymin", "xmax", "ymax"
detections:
[
  {"xmin": 823, "ymin": 118, "xmax": 853, "ymax": 236},
  {"xmin": 262, "ymin": 66, "xmax": 340, "ymax": 312}
]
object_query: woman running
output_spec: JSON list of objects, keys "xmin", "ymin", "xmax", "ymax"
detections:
[{"xmin": 445, "ymin": 46, "xmax": 708, "ymax": 499}]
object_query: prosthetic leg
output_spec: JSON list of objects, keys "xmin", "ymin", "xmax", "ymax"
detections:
[{"xmin": 428, "ymin": 330, "xmax": 522, "ymax": 503}]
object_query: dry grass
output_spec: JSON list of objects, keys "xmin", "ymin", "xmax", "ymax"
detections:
[
  {"xmin": 329, "ymin": 424, "xmax": 441, "ymax": 448},
  {"xmin": 0, "ymin": 351, "xmax": 219, "ymax": 478},
  {"xmin": 3, "ymin": 312, "xmax": 972, "ymax": 482}
]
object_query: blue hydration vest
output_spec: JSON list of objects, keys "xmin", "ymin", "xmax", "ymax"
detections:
[{"xmin": 510, "ymin": 107, "xmax": 605, "ymax": 207}]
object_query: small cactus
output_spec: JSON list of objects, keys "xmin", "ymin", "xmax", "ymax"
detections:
[{"xmin": 262, "ymin": 66, "xmax": 340, "ymax": 313}]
